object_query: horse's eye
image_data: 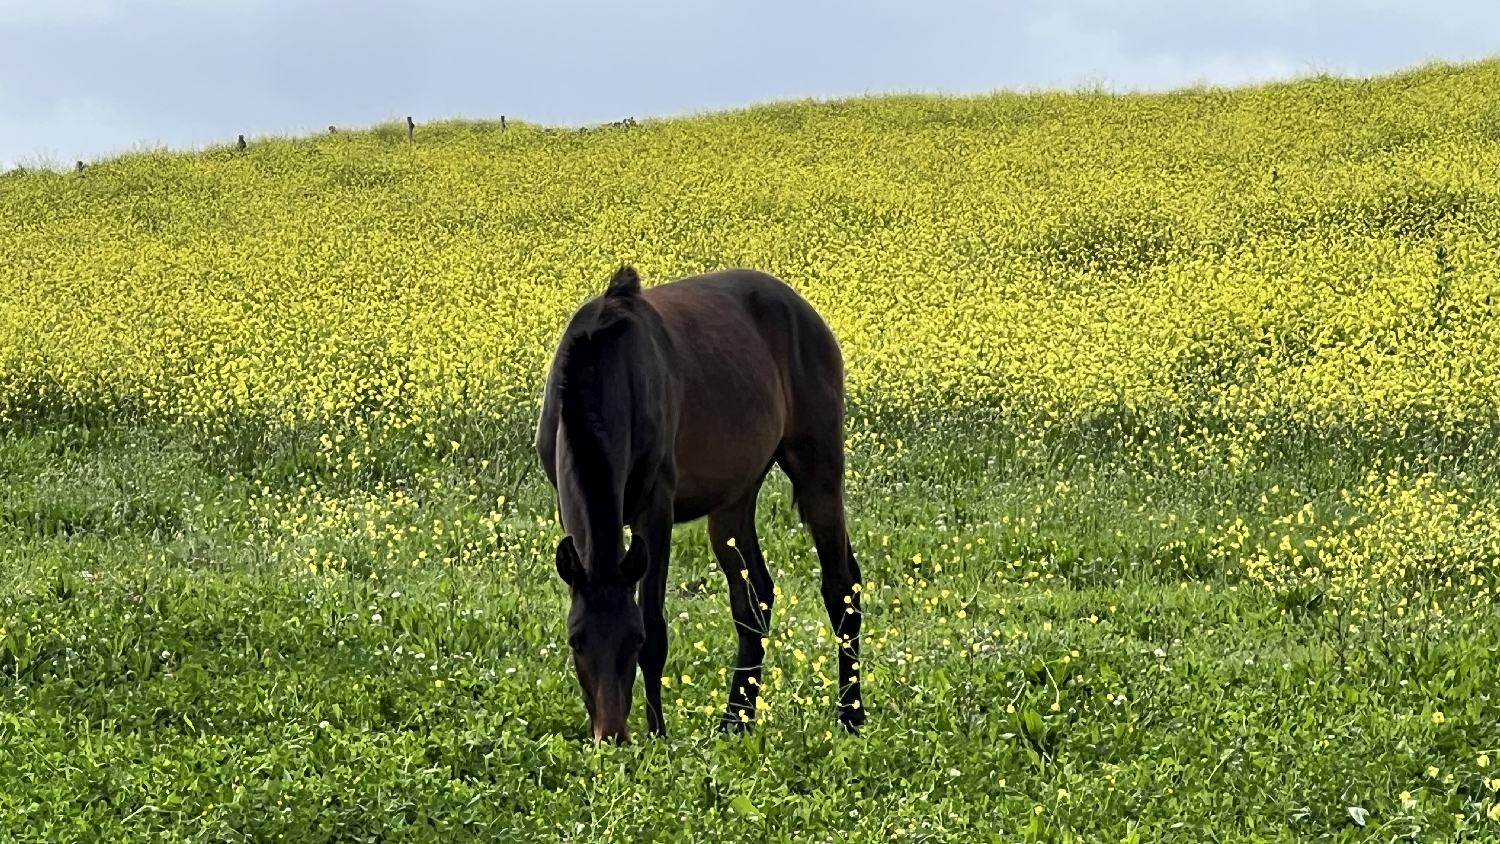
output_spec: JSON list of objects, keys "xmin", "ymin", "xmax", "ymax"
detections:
[{"xmin": 568, "ymin": 633, "xmax": 586, "ymax": 652}]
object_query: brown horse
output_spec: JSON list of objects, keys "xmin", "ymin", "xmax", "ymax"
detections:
[{"xmin": 535, "ymin": 265, "xmax": 865, "ymax": 742}]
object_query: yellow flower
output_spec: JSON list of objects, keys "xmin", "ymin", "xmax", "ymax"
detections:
[{"xmin": 1432, "ymin": 711, "xmax": 1445, "ymax": 725}]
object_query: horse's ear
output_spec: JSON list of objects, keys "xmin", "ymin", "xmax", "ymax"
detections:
[
  {"xmin": 620, "ymin": 533, "xmax": 648, "ymax": 584},
  {"xmin": 556, "ymin": 536, "xmax": 587, "ymax": 588},
  {"xmin": 605, "ymin": 265, "xmax": 641, "ymax": 297}
]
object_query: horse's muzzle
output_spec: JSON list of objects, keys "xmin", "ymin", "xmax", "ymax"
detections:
[
  {"xmin": 589, "ymin": 684, "xmax": 632, "ymax": 744},
  {"xmin": 592, "ymin": 718, "xmax": 630, "ymax": 744}
]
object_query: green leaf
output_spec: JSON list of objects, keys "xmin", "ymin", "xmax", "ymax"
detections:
[
  {"xmin": 729, "ymin": 794, "xmax": 760, "ymax": 820},
  {"xmin": 1023, "ymin": 709, "xmax": 1045, "ymax": 741}
]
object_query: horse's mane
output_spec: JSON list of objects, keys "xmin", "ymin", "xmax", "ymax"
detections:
[
  {"xmin": 557, "ymin": 325, "xmax": 619, "ymax": 466},
  {"xmin": 559, "ymin": 265, "xmax": 642, "ymax": 466},
  {"xmin": 555, "ymin": 314, "xmax": 633, "ymax": 573}
]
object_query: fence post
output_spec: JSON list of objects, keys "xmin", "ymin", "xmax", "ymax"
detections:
[{"xmin": 407, "ymin": 116, "xmax": 414, "ymax": 143}]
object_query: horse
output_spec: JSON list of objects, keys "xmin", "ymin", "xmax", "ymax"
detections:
[{"xmin": 535, "ymin": 264, "xmax": 865, "ymax": 743}]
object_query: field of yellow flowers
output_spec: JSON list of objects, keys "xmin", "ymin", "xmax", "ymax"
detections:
[{"xmin": 3, "ymin": 60, "xmax": 1500, "ymax": 841}]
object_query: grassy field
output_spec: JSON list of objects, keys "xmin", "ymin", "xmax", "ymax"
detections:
[{"xmin": 4, "ymin": 60, "xmax": 1500, "ymax": 841}]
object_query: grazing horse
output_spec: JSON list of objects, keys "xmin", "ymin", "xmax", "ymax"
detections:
[{"xmin": 535, "ymin": 265, "xmax": 865, "ymax": 743}]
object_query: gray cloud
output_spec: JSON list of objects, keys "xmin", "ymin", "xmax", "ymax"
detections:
[{"xmin": 2, "ymin": 0, "xmax": 1497, "ymax": 167}]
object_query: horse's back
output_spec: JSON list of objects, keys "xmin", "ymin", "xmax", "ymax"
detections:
[
  {"xmin": 643, "ymin": 269, "xmax": 843, "ymax": 515},
  {"xmin": 645, "ymin": 268, "xmax": 843, "ymax": 413}
]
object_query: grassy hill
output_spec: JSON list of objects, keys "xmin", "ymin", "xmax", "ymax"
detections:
[{"xmin": 2, "ymin": 61, "xmax": 1500, "ymax": 841}]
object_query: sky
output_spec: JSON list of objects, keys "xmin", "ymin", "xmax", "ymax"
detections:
[{"xmin": 2, "ymin": 0, "xmax": 1498, "ymax": 168}]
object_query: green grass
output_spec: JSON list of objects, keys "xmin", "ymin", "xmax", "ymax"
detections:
[{"xmin": 2, "ymin": 415, "xmax": 1498, "ymax": 842}]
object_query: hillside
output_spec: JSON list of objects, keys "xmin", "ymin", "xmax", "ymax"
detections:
[
  {"xmin": 4, "ymin": 61, "xmax": 1499, "ymax": 436},
  {"xmin": 3, "ymin": 61, "xmax": 1500, "ymax": 841}
]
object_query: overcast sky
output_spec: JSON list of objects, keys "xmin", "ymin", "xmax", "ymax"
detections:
[{"xmin": 2, "ymin": 0, "xmax": 1498, "ymax": 168}]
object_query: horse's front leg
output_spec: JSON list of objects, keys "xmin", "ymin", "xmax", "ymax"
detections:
[{"xmin": 634, "ymin": 497, "xmax": 675, "ymax": 737}]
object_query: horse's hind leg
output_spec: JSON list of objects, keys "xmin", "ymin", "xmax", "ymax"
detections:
[
  {"xmin": 708, "ymin": 485, "xmax": 775, "ymax": 730},
  {"xmin": 780, "ymin": 437, "xmax": 865, "ymax": 731}
]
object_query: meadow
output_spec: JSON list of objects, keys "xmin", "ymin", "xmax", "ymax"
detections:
[{"xmin": 3, "ymin": 59, "xmax": 1500, "ymax": 841}]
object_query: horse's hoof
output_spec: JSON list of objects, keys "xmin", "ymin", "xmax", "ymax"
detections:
[{"xmin": 839, "ymin": 707, "xmax": 867, "ymax": 733}]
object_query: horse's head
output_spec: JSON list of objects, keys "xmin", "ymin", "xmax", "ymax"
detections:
[
  {"xmin": 541, "ymin": 264, "xmax": 665, "ymax": 742},
  {"xmin": 554, "ymin": 533, "xmax": 648, "ymax": 743}
]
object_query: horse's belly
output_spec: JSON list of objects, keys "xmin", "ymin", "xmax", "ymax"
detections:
[{"xmin": 669, "ymin": 389, "xmax": 784, "ymax": 518}]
